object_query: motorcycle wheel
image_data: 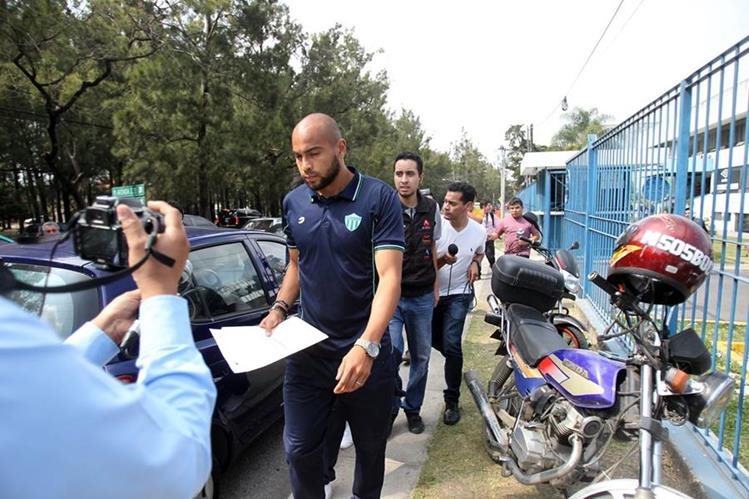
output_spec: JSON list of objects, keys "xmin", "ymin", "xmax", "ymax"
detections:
[
  {"xmin": 568, "ymin": 478, "xmax": 691, "ymax": 498},
  {"xmin": 557, "ymin": 324, "xmax": 589, "ymax": 349}
]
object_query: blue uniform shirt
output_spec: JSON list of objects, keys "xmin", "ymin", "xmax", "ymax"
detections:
[{"xmin": 283, "ymin": 167, "xmax": 405, "ymax": 356}]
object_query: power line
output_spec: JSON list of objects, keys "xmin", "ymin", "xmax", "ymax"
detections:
[{"xmin": 538, "ymin": 0, "xmax": 627, "ymax": 126}]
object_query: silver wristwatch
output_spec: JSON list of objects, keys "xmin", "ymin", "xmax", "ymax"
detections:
[{"xmin": 354, "ymin": 338, "xmax": 380, "ymax": 359}]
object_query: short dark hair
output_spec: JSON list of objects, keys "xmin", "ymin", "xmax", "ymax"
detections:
[
  {"xmin": 393, "ymin": 151, "xmax": 423, "ymax": 175},
  {"xmin": 507, "ymin": 197, "xmax": 523, "ymax": 207},
  {"xmin": 482, "ymin": 200, "xmax": 493, "ymax": 207},
  {"xmin": 446, "ymin": 181, "xmax": 477, "ymax": 204}
]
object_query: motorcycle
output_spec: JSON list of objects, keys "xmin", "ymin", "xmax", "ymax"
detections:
[
  {"xmin": 518, "ymin": 235, "xmax": 589, "ymax": 349},
  {"xmin": 464, "ymin": 254, "xmax": 734, "ymax": 496}
]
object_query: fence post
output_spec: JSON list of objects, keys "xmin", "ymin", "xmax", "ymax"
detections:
[
  {"xmin": 582, "ymin": 134, "xmax": 598, "ymax": 295},
  {"xmin": 668, "ymin": 80, "xmax": 693, "ymax": 335},
  {"xmin": 543, "ymin": 168, "xmax": 552, "ymax": 245},
  {"xmin": 674, "ymin": 79, "xmax": 693, "ymax": 214}
]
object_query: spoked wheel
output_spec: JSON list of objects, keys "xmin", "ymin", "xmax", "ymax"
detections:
[
  {"xmin": 557, "ymin": 324, "xmax": 589, "ymax": 349},
  {"xmin": 568, "ymin": 479, "xmax": 692, "ymax": 499}
]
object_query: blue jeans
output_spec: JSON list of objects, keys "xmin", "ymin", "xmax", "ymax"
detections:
[
  {"xmin": 388, "ymin": 292, "xmax": 435, "ymax": 415},
  {"xmin": 431, "ymin": 293, "xmax": 472, "ymax": 405}
]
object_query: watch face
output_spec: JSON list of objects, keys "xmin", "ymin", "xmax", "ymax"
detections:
[{"xmin": 368, "ymin": 343, "xmax": 380, "ymax": 357}]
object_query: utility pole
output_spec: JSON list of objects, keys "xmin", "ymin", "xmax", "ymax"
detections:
[{"xmin": 499, "ymin": 146, "xmax": 507, "ymax": 215}]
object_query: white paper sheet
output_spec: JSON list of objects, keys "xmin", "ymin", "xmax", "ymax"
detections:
[{"xmin": 210, "ymin": 317, "xmax": 328, "ymax": 373}]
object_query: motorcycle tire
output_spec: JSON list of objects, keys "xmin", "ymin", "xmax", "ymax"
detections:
[{"xmin": 556, "ymin": 324, "xmax": 589, "ymax": 349}]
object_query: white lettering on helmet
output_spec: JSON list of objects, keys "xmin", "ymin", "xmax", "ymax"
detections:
[{"xmin": 637, "ymin": 230, "xmax": 713, "ymax": 273}]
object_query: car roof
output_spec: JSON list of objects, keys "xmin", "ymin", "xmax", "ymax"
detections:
[{"xmin": 182, "ymin": 214, "xmax": 216, "ymax": 227}]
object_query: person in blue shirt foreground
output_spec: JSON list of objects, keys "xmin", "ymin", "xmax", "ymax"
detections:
[
  {"xmin": 0, "ymin": 201, "xmax": 216, "ymax": 499},
  {"xmin": 260, "ymin": 113, "xmax": 404, "ymax": 499}
]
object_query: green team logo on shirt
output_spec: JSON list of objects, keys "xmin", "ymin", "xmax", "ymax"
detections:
[{"xmin": 344, "ymin": 213, "xmax": 362, "ymax": 231}]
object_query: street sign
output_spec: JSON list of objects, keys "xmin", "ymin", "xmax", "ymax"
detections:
[{"xmin": 112, "ymin": 184, "xmax": 145, "ymax": 204}]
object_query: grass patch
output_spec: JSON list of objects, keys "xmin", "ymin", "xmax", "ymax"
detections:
[
  {"xmin": 709, "ymin": 395, "xmax": 749, "ymax": 469},
  {"xmin": 693, "ymin": 321, "xmax": 748, "ymax": 377},
  {"xmin": 691, "ymin": 320, "xmax": 749, "ymax": 469},
  {"xmin": 712, "ymin": 239, "xmax": 749, "ymax": 266}
]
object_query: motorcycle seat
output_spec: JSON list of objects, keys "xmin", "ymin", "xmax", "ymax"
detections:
[{"xmin": 507, "ymin": 303, "xmax": 569, "ymax": 366}]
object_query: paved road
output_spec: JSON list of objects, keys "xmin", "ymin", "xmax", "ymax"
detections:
[{"xmin": 220, "ymin": 418, "xmax": 289, "ymax": 499}]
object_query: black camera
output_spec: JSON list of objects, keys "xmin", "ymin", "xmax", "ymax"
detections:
[{"xmin": 73, "ymin": 196, "xmax": 164, "ymax": 268}]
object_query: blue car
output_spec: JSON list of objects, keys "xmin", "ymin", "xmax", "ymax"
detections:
[{"xmin": 0, "ymin": 227, "xmax": 290, "ymax": 498}]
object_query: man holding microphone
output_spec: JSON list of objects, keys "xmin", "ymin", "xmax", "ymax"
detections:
[{"xmin": 432, "ymin": 182, "xmax": 486, "ymax": 426}]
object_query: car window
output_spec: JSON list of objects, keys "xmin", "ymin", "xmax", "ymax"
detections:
[
  {"xmin": 5, "ymin": 263, "xmax": 99, "ymax": 340},
  {"xmin": 256, "ymin": 240, "xmax": 288, "ymax": 285},
  {"xmin": 183, "ymin": 242, "xmax": 267, "ymax": 319}
]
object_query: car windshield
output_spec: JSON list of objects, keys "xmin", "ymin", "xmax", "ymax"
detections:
[
  {"xmin": 246, "ymin": 219, "xmax": 272, "ymax": 231},
  {"xmin": 5, "ymin": 263, "xmax": 99, "ymax": 340}
]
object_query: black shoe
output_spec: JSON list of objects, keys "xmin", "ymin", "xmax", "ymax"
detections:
[
  {"xmin": 406, "ymin": 413, "xmax": 424, "ymax": 434},
  {"xmin": 443, "ymin": 403, "xmax": 461, "ymax": 425},
  {"xmin": 386, "ymin": 411, "xmax": 398, "ymax": 438}
]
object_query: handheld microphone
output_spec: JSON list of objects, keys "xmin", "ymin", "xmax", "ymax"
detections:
[{"xmin": 448, "ymin": 244, "xmax": 458, "ymax": 256}]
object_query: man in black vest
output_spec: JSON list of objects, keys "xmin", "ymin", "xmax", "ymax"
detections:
[{"xmin": 388, "ymin": 151, "xmax": 441, "ymax": 435}]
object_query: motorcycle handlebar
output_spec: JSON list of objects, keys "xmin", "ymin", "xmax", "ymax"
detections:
[
  {"xmin": 587, "ymin": 271, "xmax": 619, "ymax": 296},
  {"xmin": 518, "ymin": 235, "xmax": 541, "ymax": 249}
]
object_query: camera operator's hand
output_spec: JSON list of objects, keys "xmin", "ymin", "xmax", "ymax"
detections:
[
  {"xmin": 91, "ymin": 290, "xmax": 141, "ymax": 345},
  {"xmin": 117, "ymin": 201, "xmax": 189, "ymax": 299}
]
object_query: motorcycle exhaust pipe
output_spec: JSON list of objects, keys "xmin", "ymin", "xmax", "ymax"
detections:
[
  {"xmin": 506, "ymin": 434, "xmax": 583, "ymax": 485},
  {"xmin": 464, "ymin": 370, "xmax": 508, "ymax": 450}
]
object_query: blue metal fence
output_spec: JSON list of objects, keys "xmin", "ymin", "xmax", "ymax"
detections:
[{"xmin": 560, "ymin": 36, "xmax": 749, "ymax": 491}]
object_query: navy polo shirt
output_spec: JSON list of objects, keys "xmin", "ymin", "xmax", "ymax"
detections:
[{"xmin": 283, "ymin": 167, "xmax": 405, "ymax": 356}]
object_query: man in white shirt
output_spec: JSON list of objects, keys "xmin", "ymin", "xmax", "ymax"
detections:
[{"xmin": 432, "ymin": 181, "xmax": 486, "ymax": 425}]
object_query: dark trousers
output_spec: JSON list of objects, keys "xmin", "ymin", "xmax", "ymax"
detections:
[
  {"xmin": 283, "ymin": 345, "xmax": 395, "ymax": 499},
  {"xmin": 431, "ymin": 294, "xmax": 472, "ymax": 405}
]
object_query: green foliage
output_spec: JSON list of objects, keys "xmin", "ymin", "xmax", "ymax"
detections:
[
  {"xmin": 0, "ymin": 0, "xmax": 499, "ymax": 222},
  {"xmin": 503, "ymin": 124, "xmax": 529, "ymax": 193},
  {"xmin": 551, "ymin": 107, "xmax": 612, "ymax": 150}
]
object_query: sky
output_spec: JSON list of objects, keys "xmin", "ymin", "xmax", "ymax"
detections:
[{"xmin": 283, "ymin": 0, "xmax": 749, "ymax": 163}]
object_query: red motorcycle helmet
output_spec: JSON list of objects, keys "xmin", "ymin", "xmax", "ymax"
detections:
[{"xmin": 607, "ymin": 214, "xmax": 713, "ymax": 305}]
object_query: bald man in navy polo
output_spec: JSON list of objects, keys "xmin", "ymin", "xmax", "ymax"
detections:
[{"xmin": 260, "ymin": 113, "xmax": 404, "ymax": 499}]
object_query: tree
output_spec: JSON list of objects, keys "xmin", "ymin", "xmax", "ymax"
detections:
[
  {"xmin": 504, "ymin": 124, "xmax": 530, "ymax": 192},
  {"xmin": 294, "ymin": 25, "xmax": 391, "ymax": 179},
  {"xmin": 551, "ymin": 107, "xmax": 612, "ymax": 150},
  {"xmin": 112, "ymin": 0, "xmax": 302, "ymax": 217},
  {"xmin": 448, "ymin": 130, "xmax": 499, "ymax": 202},
  {"xmin": 1, "ymin": 0, "xmax": 164, "ymax": 215}
]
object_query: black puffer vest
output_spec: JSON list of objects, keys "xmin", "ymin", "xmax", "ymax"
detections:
[{"xmin": 401, "ymin": 193, "xmax": 438, "ymax": 297}]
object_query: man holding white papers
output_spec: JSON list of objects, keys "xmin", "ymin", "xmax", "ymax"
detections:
[{"xmin": 260, "ymin": 113, "xmax": 404, "ymax": 499}]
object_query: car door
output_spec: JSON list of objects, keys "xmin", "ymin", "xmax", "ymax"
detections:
[{"xmin": 184, "ymin": 237, "xmax": 287, "ymax": 445}]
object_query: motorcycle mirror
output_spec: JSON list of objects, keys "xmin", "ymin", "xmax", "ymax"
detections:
[{"xmin": 569, "ymin": 241, "xmax": 580, "ymax": 250}]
